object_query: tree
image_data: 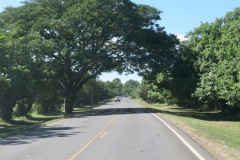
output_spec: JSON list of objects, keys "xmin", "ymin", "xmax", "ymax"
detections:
[
  {"xmin": 185, "ymin": 7, "xmax": 240, "ymax": 111},
  {"xmin": 169, "ymin": 42, "xmax": 199, "ymax": 106},
  {"xmin": 137, "ymin": 80, "xmax": 150, "ymax": 102},
  {"xmin": 138, "ymin": 8, "xmax": 240, "ymax": 112},
  {"xmin": 74, "ymin": 79, "xmax": 112, "ymax": 107},
  {"xmin": 0, "ymin": 0, "xmax": 179, "ymax": 116},
  {"xmin": 0, "ymin": 30, "xmax": 38, "ymax": 120},
  {"xmin": 112, "ymin": 78, "xmax": 123, "ymax": 96},
  {"xmin": 105, "ymin": 78, "xmax": 123, "ymax": 96},
  {"xmin": 123, "ymin": 79, "xmax": 140, "ymax": 97}
]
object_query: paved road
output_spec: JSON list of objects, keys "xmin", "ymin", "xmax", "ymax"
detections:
[{"xmin": 0, "ymin": 98, "xmax": 216, "ymax": 160}]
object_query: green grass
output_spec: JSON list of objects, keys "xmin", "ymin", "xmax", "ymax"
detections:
[
  {"xmin": 135, "ymin": 99, "xmax": 240, "ymax": 160},
  {"xmin": 73, "ymin": 106, "xmax": 93, "ymax": 113}
]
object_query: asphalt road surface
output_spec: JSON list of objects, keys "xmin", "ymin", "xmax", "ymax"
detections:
[{"xmin": 0, "ymin": 97, "xmax": 216, "ymax": 160}]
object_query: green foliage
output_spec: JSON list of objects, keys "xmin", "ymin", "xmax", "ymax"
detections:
[
  {"xmin": 0, "ymin": 0, "xmax": 171, "ymax": 115},
  {"xmin": 188, "ymin": 8, "xmax": 240, "ymax": 111},
  {"xmin": 34, "ymin": 80, "xmax": 63, "ymax": 114},
  {"xmin": 140, "ymin": 7, "xmax": 240, "ymax": 113},
  {"xmin": 137, "ymin": 80, "xmax": 150, "ymax": 101},
  {"xmin": 0, "ymin": 31, "xmax": 40, "ymax": 120},
  {"xmin": 169, "ymin": 43, "xmax": 199, "ymax": 106},
  {"xmin": 0, "ymin": 0, "xmax": 202, "ymax": 119},
  {"xmin": 75, "ymin": 79, "xmax": 112, "ymax": 107},
  {"xmin": 123, "ymin": 79, "xmax": 140, "ymax": 98},
  {"xmin": 105, "ymin": 78, "xmax": 123, "ymax": 96}
]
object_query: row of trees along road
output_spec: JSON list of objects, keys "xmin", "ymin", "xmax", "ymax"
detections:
[
  {"xmin": 0, "ymin": 0, "xmax": 178, "ymax": 120},
  {"xmin": 74, "ymin": 78, "xmax": 140, "ymax": 108},
  {"xmin": 139, "ymin": 8, "xmax": 240, "ymax": 114}
]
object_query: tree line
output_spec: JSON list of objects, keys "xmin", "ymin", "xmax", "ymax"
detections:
[
  {"xmin": 1, "ymin": 0, "xmax": 238, "ymax": 121},
  {"xmin": 0, "ymin": 0, "xmax": 177, "ymax": 121},
  {"xmin": 138, "ymin": 8, "xmax": 240, "ymax": 114}
]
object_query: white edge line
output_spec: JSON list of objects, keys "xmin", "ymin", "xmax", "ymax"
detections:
[{"xmin": 149, "ymin": 110, "xmax": 206, "ymax": 160}]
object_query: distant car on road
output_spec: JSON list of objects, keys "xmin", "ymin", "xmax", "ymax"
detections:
[{"xmin": 115, "ymin": 96, "xmax": 121, "ymax": 102}]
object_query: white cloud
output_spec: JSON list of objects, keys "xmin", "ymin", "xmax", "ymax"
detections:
[{"xmin": 176, "ymin": 34, "xmax": 188, "ymax": 41}]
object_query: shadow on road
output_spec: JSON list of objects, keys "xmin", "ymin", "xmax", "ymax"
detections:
[
  {"xmin": 0, "ymin": 126, "xmax": 82, "ymax": 145},
  {"xmin": 74, "ymin": 107, "xmax": 152, "ymax": 118},
  {"xmin": 74, "ymin": 101, "xmax": 240, "ymax": 122}
]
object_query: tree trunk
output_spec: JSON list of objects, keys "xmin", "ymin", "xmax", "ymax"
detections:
[
  {"xmin": 25, "ymin": 102, "xmax": 33, "ymax": 117},
  {"xmin": 64, "ymin": 91, "xmax": 76, "ymax": 116},
  {"xmin": 1, "ymin": 102, "xmax": 15, "ymax": 121}
]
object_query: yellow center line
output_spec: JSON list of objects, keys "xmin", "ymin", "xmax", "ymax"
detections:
[
  {"xmin": 100, "ymin": 131, "xmax": 108, "ymax": 139},
  {"xmin": 112, "ymin": 121, "xmax": 116, "ymax": 125},
  {"xmin": 69, "ymin": 115, "xmax": 118, "ymax": 160}
]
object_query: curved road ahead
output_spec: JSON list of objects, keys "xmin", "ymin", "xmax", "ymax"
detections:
[{"xmin": 0, "ymin": 98, "xmax": 216, "ymax": 160}]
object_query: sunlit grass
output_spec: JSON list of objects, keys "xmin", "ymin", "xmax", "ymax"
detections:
[{"xmin": 73, "ymin": 107, "xmax": 92, "ymax": 113}]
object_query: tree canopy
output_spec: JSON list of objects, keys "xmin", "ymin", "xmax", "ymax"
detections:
[
  {"xmin": 0, "ymin": 0, "xmax": 177, "ymax": 119},
  {"xmin": 138, "ymin": 7, "xmax": 240, "ymax": 114}
]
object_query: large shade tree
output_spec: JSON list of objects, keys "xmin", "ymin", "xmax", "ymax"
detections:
[{"xmin": 0, "ymin": 0, "xmax": 178, "ymax": 115}]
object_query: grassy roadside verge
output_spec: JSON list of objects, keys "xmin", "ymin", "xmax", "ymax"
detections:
[
  {"xmin": 0, "ymin": 101, "xmax": 110, "ymax": 138},
  {"xmin": 0, "ymin": 106, "xmax": 93, "ymax": 139},
  {"xmin": 0, "ymin": 114, "xmax": 63, "ymax": 138},
  {"xmin": 135, "ymin": 99, "xmax": 240, "ymax": 160}
]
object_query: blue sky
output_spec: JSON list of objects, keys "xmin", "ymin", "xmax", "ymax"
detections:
[{"xmin": 1, "ymin": 0, "xmax": 239, "ymax": 83}]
